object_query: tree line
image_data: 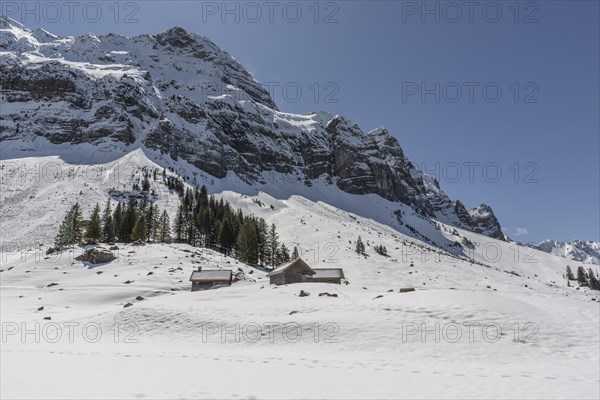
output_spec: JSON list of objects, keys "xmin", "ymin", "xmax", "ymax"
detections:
[
  {"xmin": 54, "ymin": 169, "xmax": 296, "ymax": 268},
  {"xmin": 54, "ymin": 196, "xmax": 171, "ymax": 247},
  {"xmin": 566, "ymin": 265, "xmax": 600, "ymax": 290},
  {"xmin": 170, "ymin": 184, "xmax": 292, "ymax": 267}
]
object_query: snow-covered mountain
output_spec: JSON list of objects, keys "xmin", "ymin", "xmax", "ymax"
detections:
[
  {"xmin": 535, "ymin": 240, "xmax": 600, "ymax": 265},
  {"xmin": 0, "ymin": 16, "xmax": 506, "ymax": 241},
  {"xmin": 1, "ymin": 17, "xmax": 599, "ymax": 399}
]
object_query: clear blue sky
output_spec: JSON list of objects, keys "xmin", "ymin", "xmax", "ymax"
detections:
[{"xmin": 3, "ymin": 1, "xmax": 599, "ymax": 243}]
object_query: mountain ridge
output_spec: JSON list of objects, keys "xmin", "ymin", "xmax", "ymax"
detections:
[
  {"xmin": 0, "ymin": 16, "xmax": 515, "ymax": 243},
  {"xmin": 534, "ymin": 239, "xmax": 600, "ymax": 265}
]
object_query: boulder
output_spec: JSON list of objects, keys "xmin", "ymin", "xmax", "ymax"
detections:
[
  {"xmin": 75, "ymin": 248, "xmax": 115, "ymax": 264},
  {"xmin": 318, "ymin": 292, "xmax": 338, "ymax": 297}
]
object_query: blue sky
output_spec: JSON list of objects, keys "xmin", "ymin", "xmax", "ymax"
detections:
[{"xmin": 3, "ymin": 0, "xmax": 599, "ymax": 243}]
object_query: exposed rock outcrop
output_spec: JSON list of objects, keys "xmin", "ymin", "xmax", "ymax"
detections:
[{"xmin": 0, "ymin": 17, "xmax": 505, "ymax": 240}]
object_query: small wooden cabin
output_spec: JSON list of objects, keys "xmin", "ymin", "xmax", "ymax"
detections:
[
  {"xmin": 267, "ymin": 258, "xmax": 315, "ymax": 285},
  {"xmin": 309, "ymin": 268, "xmax": 345, "ymax": 284},
  {"xmin": 189, "ymin": 268, "xmax": 233, "ymax": 291},
  {"xmin": 268, "ymin": 258, "xmax": 345, "ymax": 285}
]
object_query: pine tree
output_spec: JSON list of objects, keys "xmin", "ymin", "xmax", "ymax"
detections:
[
  {"xmin": 141, "ymin": 172, "xmax": 150, "ymax": 192},
  {"xmin": 113, "ymin": 202, "xmax": 123, "ymax": 241},
  {"xmin": 183, "ymin": 188, "xmax": 194, "ymax": 211},
  {"xmin": 577, "ymin": 266, "xmax": 588, "ymax": 286},
  {"xmin": 588, "ymin": 268, "xmax": 600, "ymax": 291},
  {"xmin": 355, "ymin": 236, "xmax": 365, "ymax": 254},
  {"xmin": 278, "ymin": 243, "xmax": 291, "ymax": 264},
  {"xmin": 156, "ymin": 210, "xmax": 171, "ymax": 243},
  {"xmin": 292, "ymin": 246, "xmax": 300, "ymax": 260},
  {"xmin": 54, "ymin": 203, "xmax": 83, "ymax": 247},
  {"xmin": 373, "ymin": 244, "xmax": 387, "ymax": 256},
  {"xmin": 86, "ymin": 203, "xmax": 102, "ymax": 242},
  {"xmin": 267, "ymin": 223, "xmax": 279, "ymax": 267},
  {"xmin": 145, "ymin": 203, "xmax": 159, "ymax": 241},
  {"xmin": 120, "ymin": 197, "xmax": 137, "ymax": 243},
  {"xmin": 71, "ymin": 203, "xmax": 84, "ymax": 243},
  {"xmin": 219, "ymin": 218, "xmax": 235, "ymax": 254},
  {"xmin": 101, "ymin": 199, "xmax": 115, "ymax": 242},
  {"xmin": 566, "ymin": 265, "xmax": 575, "ymax": 280},
  {"xmin": 139, "ymin": 194, "xmax": 148, "ymax": 213},
  {"xmin": 237, "ymin": 218, "xmax": 259, "ymax": 264},
  {"xmin": 173, "ymin": 204, "xmax": 186, "ymax": 243},
  {"xmin": 198, "ymin": 185, "xmax": 209, "ymax": 209},
  {"xmin": 186, "ymin": 216, "xmax": 199, "ymax": 246},
  {"xmin": 55, "ymin": 209, "xmax": 75, "ymax": 247},
  {"xmin": 131, "ymin": 215, "xmax": 147, "ymax": 242},
  {"xmin": 256, "ymin": 218, "xmax": 268, "ymax": 265},
  {"xmin": 196, "ymin": 208, "xmax": 211, "ymax": 245}
]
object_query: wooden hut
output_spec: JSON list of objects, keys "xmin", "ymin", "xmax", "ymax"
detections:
[
  {"xmin": 309, "ymin": 268, "xmax": 345, "ymax": 284},
  {"xmin": 267, "ymin": 258, "xmax": 316, "ymax": 285},
  {"xmin": 268, "ymin": 258, "xmax": 345, "ymax": 285},
  {"xmin": 189, "ymin": 268, "xmax": 233, "ymax": 291}
]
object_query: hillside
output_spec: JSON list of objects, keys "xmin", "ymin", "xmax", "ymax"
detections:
[{"xmin": 1, "ymin": 149, "xmax": 599, "ymax": 398}]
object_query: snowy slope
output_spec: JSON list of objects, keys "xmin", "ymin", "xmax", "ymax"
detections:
[{"xmin": 1, "ymin": 149, "xmax": 599, "ymax": 399}]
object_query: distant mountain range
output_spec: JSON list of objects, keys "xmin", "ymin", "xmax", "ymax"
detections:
[{"xmin": 534, "ymin": 240, "xmax": 600, "ymax": 265}]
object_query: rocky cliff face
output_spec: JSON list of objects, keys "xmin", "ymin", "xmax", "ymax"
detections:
[
  {"xmin": 455, "ymin": 202, "xmax": 505, "ymax": 240},
  {"xmin": 0, "ymin": 17, "xmax": 505, "ymax": 240}
]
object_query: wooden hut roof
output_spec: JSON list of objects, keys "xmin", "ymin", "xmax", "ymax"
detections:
[
  {"xmin": 267, "ymin": 258, "xmax": 316, "ymax": 277},
  {"xmin": 189, "ymin": 270, "xmax": 232, "ymax": 282},
  {"xmin": 311, "ymin": 268, "xmax": 345, "ymax": 279}
]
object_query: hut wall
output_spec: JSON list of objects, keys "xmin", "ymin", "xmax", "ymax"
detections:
[
  {"xmin": 270, "ymin": 274, "xmax": 286, "ymax": 285},
  {"xmin": 270, "ymin": 264, "xmax": 313, "ymax": 285},
  {"xmin": 191, "ymin": 281, "xmax": 230, "ymax": 291},
  {"xmin": 308, "ymin": 277, "xmax": 342, "ymax": 284}
]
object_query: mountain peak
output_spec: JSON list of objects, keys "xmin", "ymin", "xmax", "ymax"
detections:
[
  {"xmin": 2, "ymin": 19, "xmax": 508, "ymax": 242},
  {"xmin": 469, "ymin": 203, "xmax": 494, "ymax": 216},
  {"xmin": 368, "ymin": 127, "xmax": 389, "ymax": 137},
  {"xmin": 0, "ymin": 15, "xmax": 25, "ymax": 30},
  {"xmin": 155, "ymin": 26, "xmax": 200, "ymax": 48}
]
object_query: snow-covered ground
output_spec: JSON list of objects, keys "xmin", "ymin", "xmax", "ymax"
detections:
[{"xmin": 1, "ymin": 148, "xmax": 599, "ymax": 399}]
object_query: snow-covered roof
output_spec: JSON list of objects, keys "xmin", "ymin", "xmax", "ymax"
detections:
[
  {"xmin": 311, "ymin": 268, "xmax": 345, "ymax": 279},
  {"xmin": 189, "ymin": 270, "xmax": 232, "ymax": 282},
  {"xmin": 267, "ymin": 258, "xmax": 315, "ymax": 276}
]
